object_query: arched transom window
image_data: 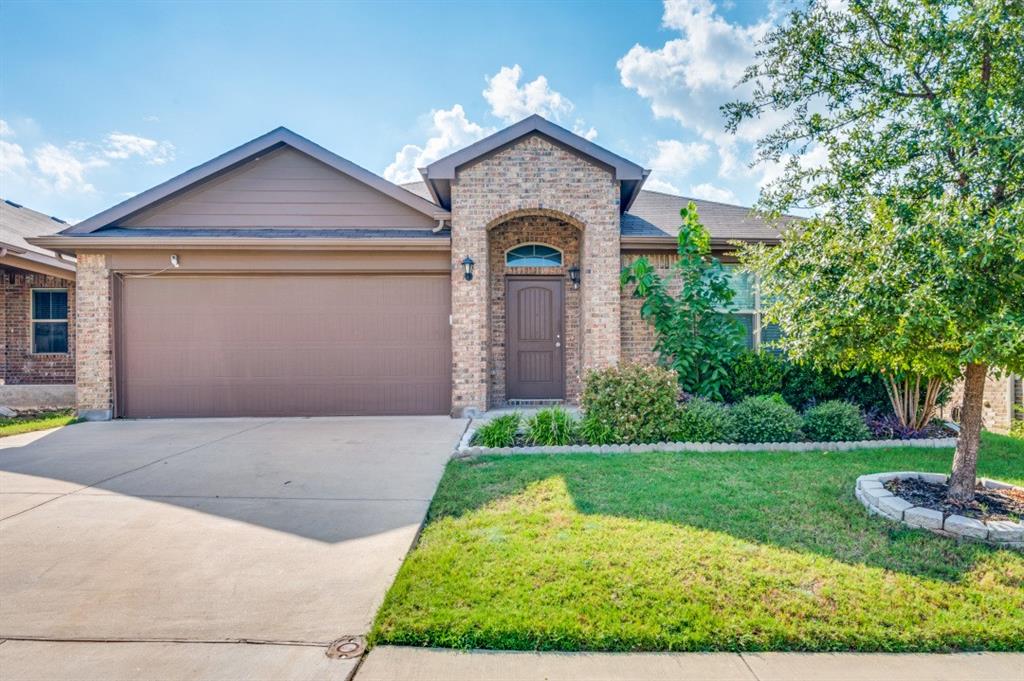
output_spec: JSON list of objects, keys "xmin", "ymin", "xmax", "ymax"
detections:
[{"xmin": 506, "ymin": 244, "xmax": 563, "ymax": 268}]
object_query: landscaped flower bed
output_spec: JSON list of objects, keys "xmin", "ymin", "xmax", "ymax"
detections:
[
  {"xmin": 463, "ymin": 365, "xmax": 957, "ymax": 456},
  {"xmin": 855, "ymin": 472, "xmax": 1023, "ymax": 549}
]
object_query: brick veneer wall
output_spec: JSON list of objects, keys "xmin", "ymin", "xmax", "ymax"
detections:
[
  {"xmin": 1, "ymin": 268, "xmax": 76, "ymax": 384},
  {"xmin": 620, "ymin": 252, "xmax": 677, "ymax": 365},
  {"xmin": 942, "ymin": 371, "xmax": 1018, "ymax": 435},
  {"xmin": 488, "ymin": 215, "xmax": 582, "ymax": 406},
  {"xmin": 450, "ymin": 134, "xmax": 621, "ymax": 415},
  {"xmin": 74, "ymin": 253, "xmax": 113, "ymax": 418}
]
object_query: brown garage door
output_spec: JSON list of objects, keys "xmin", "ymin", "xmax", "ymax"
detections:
[{"xmin": 117, "ymin": 274, "xmax": 451, "ymax": 417}]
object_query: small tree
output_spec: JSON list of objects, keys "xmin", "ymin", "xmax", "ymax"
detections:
[
  {"xmin": 725, "ymin": 0, "xmax": 1024, "ymax": 502},
  {"xmin": 621, "ymin": 202, "xmax": 745, "ymax": 400}
]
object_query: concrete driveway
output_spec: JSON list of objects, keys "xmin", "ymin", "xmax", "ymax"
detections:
[{"xmin": 0, "ymin": 416, "xmax": 466, "ymax": 680}]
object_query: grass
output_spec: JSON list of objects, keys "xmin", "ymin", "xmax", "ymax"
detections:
[
  {"xmin": 0, "ymin": 409, "xmax": 79, "ymax": 437},
  {"xmin": 371, "ymin": 432, "xmax": 1024, "ymax": 653}
]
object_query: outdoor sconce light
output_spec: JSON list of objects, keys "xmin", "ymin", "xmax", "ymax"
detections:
[
  {"xmin": 462, "ymin": 256, "xmax": 475, "ymax": 281},
  {"xmin": 568, "ymin": 265, "xmax": 581, "ymax": 290}
]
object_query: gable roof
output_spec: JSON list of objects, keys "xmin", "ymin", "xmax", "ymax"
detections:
[
  {"xmin": 0, "ymin": 198, "xmax": 76, "ymax": 276},
  {"xmin": 62, "ymin": 127, "xmax": 449, "ymax": 235},
  {"xmin": 419, "ymin": 115, "xmax": 650, "ymax": 213}
]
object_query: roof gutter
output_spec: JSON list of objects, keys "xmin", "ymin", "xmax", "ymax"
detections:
[
  {"xmin": 619, "ymin": 235, "xmax": 782, "ymax": 252},
  {"xmin": 27, "ymin": 235, "xmax": 452, "ymax": 255}
]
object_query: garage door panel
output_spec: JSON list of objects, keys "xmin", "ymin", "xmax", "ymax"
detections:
[{"xmin": 119, "ymin": 275, "xmax": 451, "ymax": 417}]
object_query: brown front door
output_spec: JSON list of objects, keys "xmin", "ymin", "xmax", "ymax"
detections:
[{"xmin": 506, "ymin": 277, "xmax": 564, "ymax": 400}]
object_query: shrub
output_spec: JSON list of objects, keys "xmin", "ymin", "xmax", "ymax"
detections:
[
  {"xmin": 863, "ymin": 410, "xmax": 950, "ymax": 440},
  {"xmin": 802, "ymin": 400, "xmax": 870, "ymax": 442},
  {"xmin": 472, "ymin": 413, "xmax": 520, "ymax": 448},
  {"xmin": 722, "ymin": 350, "xmax": 785, "ymax": 403},
  {"xmin": 577, "ymin": 413, "xmax": 616, "ymax": 446},
  {"xmin": 731, "ymin": 395, "xmax": 804, "ymax": 443},
  {"xmin": 674, "ymin": 398, "xmax": 736, "ymax": 443},
  {"xmin": 524, "ymin": 407, "xmax": 578, "ymax": 446},
  {"xmin": 779, "ymin": 361, "xmax": 832, "ymax": 410},
  {"xmin": 581, "ymin": 364, "xmax": 679, "ymax": 444}
]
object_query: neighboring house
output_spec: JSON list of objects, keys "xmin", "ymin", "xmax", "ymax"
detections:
[
  {"xmin": 1, "ymin": 199, "xmax": 77, "ymax": 409},
  {"xmin": 28, "ymin": 114, "xmax": 1021, "ymax": 425}
]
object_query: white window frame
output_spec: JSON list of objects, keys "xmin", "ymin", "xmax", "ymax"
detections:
[
  {"xmin": 30, "ymin": 287, "xmax": 69, "ymax": 355},
  {"xmin": 504, "ymin": 242, "xmax": 564, "ymax": 268}
]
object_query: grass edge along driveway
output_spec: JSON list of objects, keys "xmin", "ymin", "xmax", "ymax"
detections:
[
  {"xmin": 0, "ymin": 410, "xmax": 79, "ymax": 438},
  {"xmin": 371, "ymin": 432, "xmax": 1023, "ymax": 653}
]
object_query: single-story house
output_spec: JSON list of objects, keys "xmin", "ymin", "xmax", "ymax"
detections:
[
  {"xmin": 27, "ymin": 115, "xmax": 1024, "ymax": 427},
  {"xmin": 1, "ymin": 199, "xmax": 76, "ymax": 410}
]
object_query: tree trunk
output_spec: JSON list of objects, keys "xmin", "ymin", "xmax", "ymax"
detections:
[{"xmin": 948, "ymin": 362, "xmax": 987, "ymax": 503}]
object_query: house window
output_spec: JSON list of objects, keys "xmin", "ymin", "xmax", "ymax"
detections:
[
  {"xmin": 32, "ymin": 289, "xmax": 69, "ymax": 354},
  {"xmin": 722, "ymin": 264, "xmax": 782, "ymax": 351},
  {"xmin": 506, "ymin": 244, "xmax": 562, "ymax": 268}
]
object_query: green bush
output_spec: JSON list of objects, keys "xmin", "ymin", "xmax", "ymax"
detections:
[
  {"xmin": 731, "ymin": 395, "xmax": 804, "ymax": 443},
  {"xmin": 1011, "ymin": 406, "xmax": 1024, "ymax": 440},
  {"xmin": 674, "ymin": 398, "xmax": 736, "ymax": 442},
  {"xmin": 722, "ymin": 350, "xmax": 785, "ymax": 403},
  {"xmin": 802, "ymin": 400, "xmax": 870, "ymax": 442},
  {"xmin": 524, "ymin": 407, "xmax": 578, "ymax": 446},
  {"xmin": 472, "ymin": 413, "xmax": 520, "ymax": 448},
  {"xmin": 577, "ymin": 413, "xmax": 616, "ymax": 446},
  {"xmin": 581, "ymin": 364, "xmax": 679, "ymax": 444}
]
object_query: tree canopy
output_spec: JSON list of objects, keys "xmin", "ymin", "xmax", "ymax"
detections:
[{"xmin": 724, "ymin": 0, "xmax": 1024, "ymax": 499}]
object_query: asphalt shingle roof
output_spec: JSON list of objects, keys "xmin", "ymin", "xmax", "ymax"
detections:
[
  {"xmin": 400, "ymin": 182, "xmax": 786, "ymax": 242},
  {"xmin": 0, "ymin": 198, "xmax": 74, "ymax": 262}
]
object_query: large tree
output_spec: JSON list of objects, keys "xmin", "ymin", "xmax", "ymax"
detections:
[{"xmin": 724, "ymin": 0, "xmax": 1024, "ymax": 502}]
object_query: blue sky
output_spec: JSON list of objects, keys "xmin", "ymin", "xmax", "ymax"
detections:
[{"xmin": 1, "ymin": 0, "xmax": 783, "ymax": 223}]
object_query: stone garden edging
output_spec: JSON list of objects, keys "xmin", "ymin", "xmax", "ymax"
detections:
[
  {"xmin": 855, "ymin": 472, "xmax": 1024, "ymax": 550},
  {"xmin": 453, "ymin": 428, "xmax": 958, "ymax": 458}
]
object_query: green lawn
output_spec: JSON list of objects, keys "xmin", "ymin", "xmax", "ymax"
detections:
[
  {"xmin": 0, "ymin": 410, "xmax": 79, "ymax": 438},
  {"xmin": 372, "ymin": 432, "xmax": 1024, "ymax": 652}
]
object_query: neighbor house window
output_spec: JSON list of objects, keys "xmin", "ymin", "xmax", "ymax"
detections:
[
  {"xmin": 721, "ymin": 264, "xmax": 782, "ymax": 351},
  {"xmin": 32, "ymin": 289, "xmax": 69, "ymax": 354},
  {"xmin": 506, "ymin": 244, "xmax": 562, "ymax": 267}
]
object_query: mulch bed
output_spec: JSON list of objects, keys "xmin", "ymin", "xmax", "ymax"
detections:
[{"xmin": 884, "ymin": 478, "xmax": 1024, "ymax": 522}]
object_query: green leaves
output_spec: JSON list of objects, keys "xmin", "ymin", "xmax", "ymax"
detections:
[{"xmin": 622, "ymin": 204, "xmax": 745, "ymax": 400}]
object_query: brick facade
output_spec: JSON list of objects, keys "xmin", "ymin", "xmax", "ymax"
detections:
[
  {"xmin": 450, "ymin": 134, "xmax": 621, "ymax": 415},
  {"xmin": 942, "ymin": 371, "xmax": 1021, "ymax": 435},
  {"xmin": 488, "ymin": 215, "xmax": 582, "ymax": 406},
  {"xmin": 620, "ymin": 252, "xmax": 677, "ymax": 365},
  {"xmin": 74, "ymin": 253, "xmax": 113, "ymax": 418},
  {"xmin": 1, "ymin": 267, "xmax": 76, "ymax": 385}
]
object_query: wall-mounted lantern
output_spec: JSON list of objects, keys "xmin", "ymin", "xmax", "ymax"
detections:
[
  {"xmin": 461, "ymin": 256, "xmax": 475, "ymax": 281},
  {"xmin": 567, "ymin": 265, "xmax": 581, "ymax": 290}
]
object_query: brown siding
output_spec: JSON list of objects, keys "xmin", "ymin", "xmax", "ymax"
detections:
[
  {"xmin": 118, "ymin": 148, "xmax": 436, "ymax": 229},
  {"xmin": 1, "ymin": 268, "xmax": 76, "ymax": 385},
  {"xmin": 118, "ymin": 274, "xmax": 451, "ymax": 417}
]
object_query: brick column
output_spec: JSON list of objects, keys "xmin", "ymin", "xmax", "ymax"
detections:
[
  {"xmin": 449, "ymin": 207, "xmax": 489, "ymax": 416},
  {"xmin": 581, "ymin": 180, "xmax": 621, "ymax": 371},
  {"xmin": 75, "ymin": 253, "xmax": 113, "ymax": 420}
]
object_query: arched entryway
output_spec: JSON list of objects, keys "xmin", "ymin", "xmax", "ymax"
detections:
[{"xmin": 486, "ymin": 210, "xmax": 583, "ymax": 407}]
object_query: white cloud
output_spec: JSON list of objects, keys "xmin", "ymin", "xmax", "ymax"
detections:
[
  {"xmin": 33, "ymin": 143, "xmax": 108, "ymax": 193},
  {"xmin": 383, "ymin": 105, "xmax": 494, "ymax": 184},
  {"xmin": 103, "ymin": 133, "xmax": 175, "ymax": 165},
  {"xmin": 688, "ymin": 182, "xmax": 738, "ymax": 203},
  {"xmin": 618, "ymin": 0, "xmax": 769, "ymax": 143},
  {"xmin": 0, "ymin": 119, "xmax": 12, "ymax": 137},
  {"xmin": 0, "ymin": 140, "xmax": 30, "ymax": 175},
  {"xmin": 385, "ymin": 66, "xmax": 597, "ymax": 185},
  {"xmin": 143, "ymin": 115, "xmax": 160, "ymax": 123},
  {"xmin": 648, "ymin": 139, "xmax": 711, "ymax": 175},
  {"xmin": 643, "ymin": 176, "xmax": 682, "ymax": 195},
  {"xmin": 483, "ymin": 65, "xmax": 574, "ymax": 124}
]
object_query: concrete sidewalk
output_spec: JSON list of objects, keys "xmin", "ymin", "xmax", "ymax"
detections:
[{"xmin": 356, "ymin": 646, "xmax": 1023, "ymax": 681}]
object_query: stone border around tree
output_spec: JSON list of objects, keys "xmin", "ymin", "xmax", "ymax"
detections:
[
  {"xmin": 454, "ymin": 427, "xmax": 957, "ymax": 458},
  {"xmin": 855, "ymin": 472, "xmax": 1023, "ymax": 550}
]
